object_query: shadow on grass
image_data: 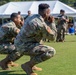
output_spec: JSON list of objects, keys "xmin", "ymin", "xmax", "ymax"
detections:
[
  {"xmin": 0, "ymin": 70, "xmax": 27, "ymax": 75},
  {"xmin": 55, "ymin": 40, "xmax": 76, "ymax": 43},
  {"xmin": 65, "ymin": 40, "xmax": 76, "ymax": 42}
]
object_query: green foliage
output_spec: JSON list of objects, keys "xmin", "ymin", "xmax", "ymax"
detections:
[
  {"xmin": 0, "ymin": 1, "xmax": 7, "ymax": 5},
  {"xmin": 60, "ymin": 0, "xmax": 76, "ymax": 3},
  {"xmin": 0, "ymin": 0, "xmax": 29, "ymax": 5},
  {"xmin": 0, "ymin": 0, "xmax": 76, "ymax": 6},
  {"xmin": 59, "ymin": 0, "xmax": 76, "ymax": 7}
]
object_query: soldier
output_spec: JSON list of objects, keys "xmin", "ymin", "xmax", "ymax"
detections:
[
  {"xmin": 0, "ymin": 3, "xmax": 56, "ymax": 75},
  {"xmin": 0, "ymin": 13, "xmax": 21, "ymax": 68},
  {"xmin": 56, "ymin": 9, "xmax": 69, "ymax": 42}
]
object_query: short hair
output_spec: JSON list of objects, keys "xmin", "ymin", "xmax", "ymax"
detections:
[
  {"xmin": 18, "ymin": 11, "xmax": 21, "ymax": 14},
  {"xmin": 28, "ymin": 10, "xmax": 31, "ymax": 12},
  {"xmin": 10, "ymin": 13, "xmax": 19, "ymax": 21},
  {"xmin": 39, "ymin": 3, "xmax": 50, "ymax": 11},
  {"xmin": 60, "ymin": 9, "xmax": 65, "ymax": 12}
]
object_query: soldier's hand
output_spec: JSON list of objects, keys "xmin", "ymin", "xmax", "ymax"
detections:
[
  {"xmin": 48, "ymin": 16, "xmax": 55, "ymax": 23},
  {"xmin": 62, "ymin": 16, "xmax": 66, "ymax": 20},
  {"xmin": 16, "ymin": 29, "xmax": 20, "ymax": 34}
]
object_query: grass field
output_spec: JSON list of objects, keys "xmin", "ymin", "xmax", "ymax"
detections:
[{"xmin": 0, "ymin": 35, "xmax": 76, "ymax": 75}]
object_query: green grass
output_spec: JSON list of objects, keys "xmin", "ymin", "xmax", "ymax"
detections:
[{"xmin": 0, "ymin": 35, "xmax": 76, "ymax": 75}]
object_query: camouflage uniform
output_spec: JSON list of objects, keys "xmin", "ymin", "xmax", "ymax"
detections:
[
  {"xmin": 0, "ymin": 21, "xmax": 20, "ymax": 54},
  {"xmin": 8, "ymin": 14, "xmax": 56, "ymax": 64},
  {"xmin": 44, "ymin": 20, "xmax": 57, "ymax": 42},
  {"xmin": 56, "ymin": 14, "xmax": 68, "ymax": 42}
]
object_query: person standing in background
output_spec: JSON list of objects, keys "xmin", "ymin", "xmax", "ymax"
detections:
[
  {"xmin": 56, "ymin": 9, "xmax": 69, "ymax": 42},
  {"xmin": 24, "ymin": 10, "xmax": 32, "ymax": 20}
]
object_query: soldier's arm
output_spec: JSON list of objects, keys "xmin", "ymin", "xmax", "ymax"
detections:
[
  {"xmin": 65, "ymin": 18, "xmax": 69, "ymax": 22},
  {"xmin": 42, "ymin": 23, "xmax": 56, "ymax": 41},
  {"xmin": 45, "ymin": 17, "xmax": 57, "ymax": 33},
  {"xmin": 62, "ymin": 16, "xmax": 69, "ymax": 22},
  {"xmin": 46, "ymin": 26, "xmax": 56, "ymax": 41},
  {"xmin": 7, "ymin": 24, "xmax": 20, "ymax": 34}
]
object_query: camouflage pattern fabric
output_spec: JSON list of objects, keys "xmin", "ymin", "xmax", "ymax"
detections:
[
  {"xmin": 43, "ymin": 20, "xmax": 57, "ymax": 41},
  {"xmin": 0, "ymin": 43, "xmax": 15, "ymax": 54},
  {"xmin": 0, "ymin": 21, "xmax": 20, "ymax": 54},
  {"xmin": 8, "ymin": 14, "xmax": 56, "ymax": 63}
]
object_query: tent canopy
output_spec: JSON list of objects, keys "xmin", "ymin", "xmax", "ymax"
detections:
[{"xmin": 0, "ymin": 1, "xmax": 76, "ymax": 18}]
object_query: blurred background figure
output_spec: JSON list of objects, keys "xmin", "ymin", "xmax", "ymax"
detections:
[
  {"xmin": 18, "ymin": 11, "xmax": 21, "ymax": 15},
  {"xmin": 24, "ymin": 10, "xmax": 32, "ymax": 20},
  {"xmin": 56, "ymin": 9, "xmax": 69, "ymax": 42},
  {"xmin": 67, "ymin": 18, "xmax": 75, "ymax": 35}
]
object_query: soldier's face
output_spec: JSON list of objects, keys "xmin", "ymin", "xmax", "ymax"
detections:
[
  {"xmin": 15, "ymin": 15, "xmax": 21, "ymax": 25},
  {"xmin": 61, "ymin": 11, "xmax": 65, "ymax": 15},
  {"xmin": 45, "ymin": 8, "xmax": 51, "ymax": 18}
]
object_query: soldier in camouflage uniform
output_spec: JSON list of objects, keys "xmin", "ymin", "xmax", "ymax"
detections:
[
  {"xmin": 56, "ymin": 9, "xmax": 69, "ymax": 42},
  {"xmin": 0, "ymin": 4, "xmax": 56, "ymax": 75},
  {"xmin": 0, "ymin": 13, "xmax": 21, "ymax": 68}
]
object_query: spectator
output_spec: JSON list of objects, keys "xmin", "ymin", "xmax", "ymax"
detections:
[
  {"xmin": 24, "ymin": 10, "xmax": 32, "ymax": 20},
  {"xmin": 56, "ymin": 9, "xmax": 69, "ymax": 42},
  {"xmin": 69, "ymin": 24, "xmax": 75, "ymax": 35}
]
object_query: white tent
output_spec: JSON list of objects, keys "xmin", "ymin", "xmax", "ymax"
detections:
[
  {"xmin": 0, "ymin": 1, "xmax": 76, "ymax": 18},
  {"xmin": 0, "ymin": 1, "xmax": 33, "ymax": 18}
]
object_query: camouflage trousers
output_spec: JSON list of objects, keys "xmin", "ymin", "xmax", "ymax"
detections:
[
  {"xmin": 56, "ymin": 24, "xmax": 67, "ymax": 42},
  {"xmin": 0, "ymin": 43, "xmax": 15, "ymax": 54},
  {"xmin": 8, "ymin": 43, "xmax": 56, "ymax": 64}
]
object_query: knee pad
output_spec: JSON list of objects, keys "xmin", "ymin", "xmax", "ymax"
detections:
[{"xmin": 44, "ymin": 46, "xmax": 56, "ymax": 58}]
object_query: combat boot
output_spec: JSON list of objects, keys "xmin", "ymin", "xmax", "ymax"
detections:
[
  {"xmin": 8, "ymin": 61, "xmax": 19, "ymax": 67},
  {"xmin": 0, "ymin": 56, "xmax": 11, "ymax": 70},
  {"xmin": 32, "ymin": 66, "xmax": 42, "ymax": 71},
  {"xmin": 31, "ymin": 73, "xmax": 37, "ymax": 75},
  {"xmin": 21, "ymin": 60, "xmax": 38, "ymax": 75}
]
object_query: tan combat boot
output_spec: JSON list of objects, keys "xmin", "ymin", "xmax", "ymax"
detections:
[
  {"xmin": 32, "ymin": 66, "xmax": 42, "ymax": 71},
  {"xmin": 21, "ymin": 60, "xmax": 38, "ymax": 75},
  {"xmin": 0, "ymin": 56, "xmax": 11, "ymax": 70},
  {"xmin": 8, "ymin": 61, "xmax": 19, "ymax": 67},
  {"xmin": 0, "ymin": 61, "xmax": 11, "ymax": 70},
  {"xmin": 31, "ymin": 73, "xmax": 38, "ymax": 75}
]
